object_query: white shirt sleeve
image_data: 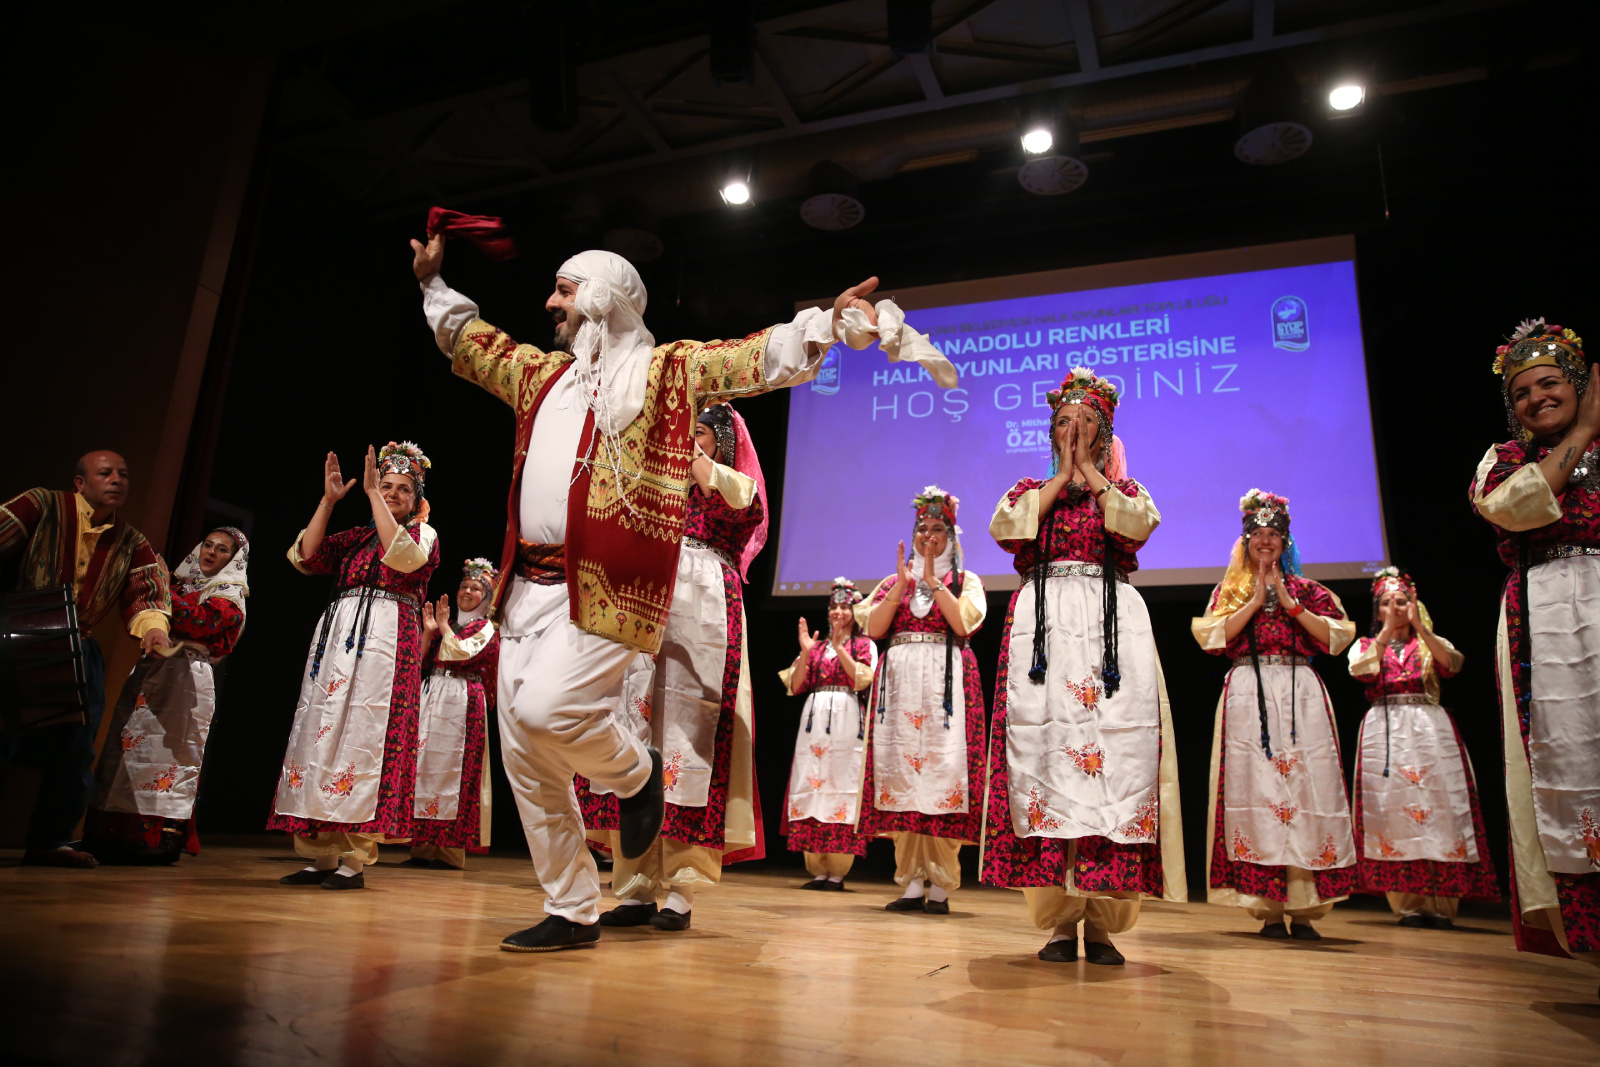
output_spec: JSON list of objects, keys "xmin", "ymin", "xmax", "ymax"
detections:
[
  {"xmin": 760, "ymin": 306, "xmax": 836, "ymax": 389},
  {"xmin": 421, "ymin": 274, "xmax": 481, "ymax": 356}
]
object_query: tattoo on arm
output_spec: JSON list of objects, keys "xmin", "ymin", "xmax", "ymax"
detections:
[{"xmin": 1560, "ymin": 446, "xmax": 1577, "ymax": 468}]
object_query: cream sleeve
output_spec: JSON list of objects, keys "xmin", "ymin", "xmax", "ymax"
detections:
[
  {"xmin": 1103, "ymin": 483, "xmax": 1162, "ymax": 541},
  {"xmin": 1347, "ymin": 638, "xmax": 1382, "ymax": 677},
  {"xmin": 1321, "ymin": 587, "xmax": 1357, "ymax": 656},
  {"xmin": 990, "ymin": 487, "xmax": 1040, "ymax": 543},
  {"xmin": 855, "ymin": 577, "xmax": 892, "ymax": 633},
  {"xmin": 1472, "ymin": 444, "xmax": 1562, "ymax": 531},
  {"xmin": 1191, "ymin": 612, "xmax": 1229, "ymax": 651},
  {"xmin": 382, "ymin": 522, "xmax": 436, "ymax": 575},
  {"xmin": 956, "ymin": 571, "xmax": 987, "ymax": 633},
  {"xmin": 852, "ymin": 640, "xmax": 879, "ymax": 691},
  {"xmin": 707, "ymin": 462, "xmax": 756, "ymax": 510},
  {"xmin": 1430, "ymin": 632, "xmax": 1466, "ymax": 675},
  {"xmin": 287, "ymin": 529, "xmax": 315, "ymax": 576},
  {"xmin": 439, "ymin": 621, "xmax": 495, "ymax": 662},
  {"xmin": 777, "ymin": 664, "xmax": 796, "ymax": 692}
]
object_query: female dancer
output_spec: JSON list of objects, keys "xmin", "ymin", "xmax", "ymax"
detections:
[
  {"xmin": 269, "ymin": 442, "xmax": 440, "ymax": 890},
  {"xmin": 581, "ymin": 402, "xmax": 768, "ymax": 931},
  {"xmin": 1349, "ymin": 567, "xmax": 1498, "ymax": 927},
  {"xmin": 781, "ymin": 578, "xmax": 877, "ymax": 890},
  {"xmin": 409, "ymin": 557, "xmax": 501, "ymax": 870},
  {"xmin": 1470, "ymin": 318, "xmax": 1600, "ymax": 968},
  {"xmin": 1192, "ymin": 490, "xmax": 1356, "ymax": 939},
  {"xmin": 983, "ymin": 368, "xmax": 1185, "ymax": 965},
  {"xmin": 84, "ymin": 527, "xmax": 249, "ymax": 864},
  {"xmin": 861, "ymin": 486, "xmax": 986, "ymax": 915}
]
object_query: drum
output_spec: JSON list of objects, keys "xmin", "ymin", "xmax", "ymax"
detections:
[{"xmin": 0, "ymin": 585, "xmax": 89, "ymax": 730}]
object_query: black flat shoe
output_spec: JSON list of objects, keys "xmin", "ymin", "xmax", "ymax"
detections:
[
  {"xmin": 279, "ymin": 868, "xmax": 334, "ymax": 886},
  {"xmin": 822, "ymin": 879, "xmax": 845, "ymax": 891},
  {"xmin": 1397, "ymin": 914, "xmax": 1429, "ymax": 928},
  {"xmin": 501, "ymin": 916, "xmax": 601, "ymax": 953},
  {"xmin": 1259, "ymin": 922, "xmax": 1290, "ymax": 939},
  {"xmin": 1289, "ymin": 922, "xmax": 1322, "ymax": 941},
  {"xmin": 884, "ymin": 896, "xmax": 926, "ymax": 912},
  {"xmin": 799, "ymin": 878, "xmax": 829, "ymax": 890},
  {"xmin": 649, "ymin": 908, "xmax": 691, "ymax": 931},
  {"xmin": 617, "ymin": 747, "xmax": 665, "ymax": 860},
  {"xmin": 1423, "ymin": 914, "xmax": 1455, "ymax": 930},
  {"xmin": 1083, "ymin": 940, "xmax": 1125, "ymax": 966},
  {"xmin": 399, "ymin": 856, "xmax": 434, "ymax": 868},
  {"xmin": 320, "ymin": 871, "xmax": 365, "ymax": 890},
  {"xmin": 923, "ymin": 898, "xmax": 950, "ymax": 915},
  {"xmin": 1037, "ymin": 938, "xmax": 1078, "ymax": 963},
  {"xmin": 599, "ymin": 902, "xmax": 659, "ymax": 927}
]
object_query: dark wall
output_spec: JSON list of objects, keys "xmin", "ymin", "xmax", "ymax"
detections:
[{"xmin": 193, "ymin": 51, "xmax": 1589, "ymax": 901}]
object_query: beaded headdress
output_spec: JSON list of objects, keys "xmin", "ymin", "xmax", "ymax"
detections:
[
  {"xmin": 697, "ymin": 404, "xmax": 737, "ymax": 464},
  {"xmin": 462, "ymin": 557, "xmax": 498, "ymax": 587},
  {"xmin": 1370, "ymin": 565, "xmax": 1414, "ymax": 601},
  {"xmin": 1240, "ymin": 488, "xmax": 1291, "ymax": 538},
  {"xmin": 829, "ymin": 577, "xmax": 863, "ymax": 607},
  {"xmin": 912, "ymin": 484, "xmax": 959, "ymax": 529},
  {"xmin": 377, "ymin": 440, "xmax": 431, "ymax": 489},
  {"xmin": 1047, "ymin": 366, "xmax": 1118, "ymax": 438},
  {"xmin": 1493, "ymin": 318, "xmax": 1588, "ymax": 440}
]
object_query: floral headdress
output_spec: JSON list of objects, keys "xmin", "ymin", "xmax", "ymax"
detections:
[
  {"xmin": 463, "ymin": 557, "xmax": 499, "ymax": 586},
  {"xmin": 1370, "ymin": 565, "xmax": 1414, "ymax": 601},
  {"xmin": 1045, "ymin": 367, "xmax": 1126, "ymax": 479},
  {"xmin": 829, "ymin": 576, "xmax": 863, "ymax": 607},
  {"xmin": 1239, "ymin": 487, "xmax": 1291, "ymax": 538},
  {"xmin": 1209, "ymin": 488, "xmax": 1301, "ymax": 619},
  {"xmin": 1368, "ymin": 565, "xmax": 1442, "ymax": 703},
  {"xmin": 377, "ymin": 440, "xmax": 431, "ymax": 489},
  {"xmin": 1492, "ymin": 318, "xmax": 1588, "ymax": 440},
  {"xmin": 912, "ymin": 484, "xmax": 959, "ymax": 530}
]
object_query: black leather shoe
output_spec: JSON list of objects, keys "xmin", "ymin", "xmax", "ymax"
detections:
[
  {"xmin": 599, "ymin": 902, "xmax": 659, "ymax": 927},
  {"xmin": 1038, "ymin": 938, "xmax": 1078, "ymax": 963},
  {"xmin": 320, "ymin": 871, "xmax": 365, "ymax": 890},
  {"xmin": 822, "ymin": 879, "xmax": 845, "ymax": 891},
  {"xmin": 1289, "ymin": 922, "xmax": 1322, "ymax": 941},
  {"xmin": 650, "ymin": 908, "xmax": 691, "ymax": 931},
  {"xmin": 1397, "ymin": 913, "xmax": 1429, "ymax": 928},
  {"xmin": 884, "ymin": 896, "xmax": 926, "ymax": 912},
  {"xmin": 399, "ymin": 856, "xmax": 434, "ymax": 868},
  {"xmin": 1259, "ymin": 921, "xmax": 1290, "ymax": 939},
  {"xmin": 799, "ymin": 878, "xmax": 828, "ymax": 890},
  {"xmin": 500, "ymin": 916, "xmax": 601, "ymax": 953},
  {"xmin": 923, "ymin": 898, "xmax": 950, "ymax": 915},
  {"xmin": 617, "ymin": 747, "xmax": 665, "ymax": 860},
  {"xmin": 1084, "ymin": 940, "xmax": 1125, "ymax": 966},
  {"xmin": 280, "ymin": 868, "xmax": 334, "ymax": 886},
  {"xmin": 1423, "ymin": 914, "xmax": 1455, "ymax": 930}
]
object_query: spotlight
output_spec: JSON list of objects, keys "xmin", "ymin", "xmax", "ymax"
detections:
[
  {"xmin": 1021, "ymin": 128, "xmax": 1054, "ymax": 155},
  {"xmin": 720, "ymin": 180, "xmax": 751, "ymax": 205},
  {"xmin": 1328, "ymin": 84, "xmax": 1365, "ymax": 112}
]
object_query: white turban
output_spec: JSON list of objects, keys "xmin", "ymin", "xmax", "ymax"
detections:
[{"xmin": 557, "ymin": 250, "xmax": 655, "ymax": 433}]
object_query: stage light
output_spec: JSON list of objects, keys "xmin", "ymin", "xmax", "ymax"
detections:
[
  {"xmin": 1021, "ymin": 128, "xmax": 1054, "ymax": 155},
  {"xmin": 1328, "ymin": 84, "xmax": 1365, "ymax": 111},
  {"xmin": 720, "ymin": 180, "xmax": 751, "ymax": 205}
]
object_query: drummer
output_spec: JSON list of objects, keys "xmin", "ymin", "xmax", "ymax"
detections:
[{"xmin": 0, "ymin": 451, "xmax": 172, "ymax": 869}]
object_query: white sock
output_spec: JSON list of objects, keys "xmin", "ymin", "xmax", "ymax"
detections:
[
  {"xmin": 664, "ymin": 888, "xmax": 693, "ymax": 913},
  {"xmin": 826, "ymin": 875, "xmax": 843, "ymax": 883},
  {"xmin": 618, "ymin": 897, "xmax": 650, "ymax": 907},
  {"xmin": 1048, "ymin": 928, "xmax": 1076, "ymax": 944},
  {"xmin": 334, "ymin": 862, "xmax": 362, "ymax": 877},
  {"xmin": 900, "ymin": 878, "xmax": 925, "ymax": 899},
  {"xmin": 927, "ymin": 884, "xmax": 949, "ymax": 903}
]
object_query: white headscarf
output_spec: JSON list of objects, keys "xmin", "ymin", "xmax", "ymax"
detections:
[
  {"xmin": 908, "ymin": 536, "xmax": 955, "ymax": 619},
  {"xmin": 173, "ymin": 527, "xmax": 250, "ymax": 633},
  {"xmin": 557, "ymin": 250, "xmax": 655, "ymax": 435}
]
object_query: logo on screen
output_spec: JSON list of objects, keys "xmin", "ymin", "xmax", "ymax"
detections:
[
  {"xmin": 1271, "ymin": 296, "xmax": 1310, "ymax": 351},
  {"xmin": 811, "ymin": 344, "xmax": 843, "ymax": 395}
]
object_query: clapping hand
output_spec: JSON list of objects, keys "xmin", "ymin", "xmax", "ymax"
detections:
[
  {"xmin": 324, "ymin": 453, "xmax": 356, "ymax": 504},
  {"xmin": 797, "ymin": 617, "xmax": 818, "ymax": 655},
  {"xmin": 895, "ymin": 540, "xmax": 914, "ymax": 592}
]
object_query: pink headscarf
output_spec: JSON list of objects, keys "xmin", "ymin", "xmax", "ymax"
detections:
[{"xmin": 728, "ymin": 407, "xmax": 769, "ymax": 583}]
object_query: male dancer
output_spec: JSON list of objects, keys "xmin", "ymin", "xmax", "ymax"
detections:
[{"xmin": 412, "ymin": 228, "xmax": 879, "ymax": 952}]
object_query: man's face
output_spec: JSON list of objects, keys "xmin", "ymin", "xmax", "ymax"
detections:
[
  {"xmin": 75, "ymin": 451, "xmax": 129, "ymax": 512},
  {"xmin": 546, "ymin": 277, "xmax": 580, "ymax": 349}
]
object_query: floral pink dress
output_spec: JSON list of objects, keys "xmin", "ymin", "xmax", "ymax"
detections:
[
  {"xmin": 782, "ymin": 635, "xmax": 877, "ymax": 857},
  {"xmin": 411, "ymin": 616, "xmax": 499, "ymax": 852}
]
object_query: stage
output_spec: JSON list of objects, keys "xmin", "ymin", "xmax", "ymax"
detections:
[{"xmin": 1, "ymin": 840, "xmax": 1596, "ymax": 1065}]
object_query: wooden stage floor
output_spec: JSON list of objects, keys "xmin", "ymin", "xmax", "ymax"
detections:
[{"xmin": 2, "ymin": 839, "xmax": 1596, "ymax": 1066}]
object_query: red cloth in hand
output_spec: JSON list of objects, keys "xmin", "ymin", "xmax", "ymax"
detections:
[{"xmin": 426, "ymin": 207, "xmax": 517, "ymax": 261}]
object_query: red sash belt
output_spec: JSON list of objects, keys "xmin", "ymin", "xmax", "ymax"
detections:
[{"xmin": 514, "ymin": 541, "xmax": 567, "ymax": 585}]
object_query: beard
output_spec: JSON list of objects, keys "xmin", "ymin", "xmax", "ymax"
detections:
[{"xmin": 553, "ymin": 314, "xmax": 577, "ymax": 350}]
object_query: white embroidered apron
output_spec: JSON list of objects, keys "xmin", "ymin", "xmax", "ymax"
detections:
[
  {"xmin": 413, "ymin": 670, "xmax": 471, "ymax": 820},
  {"xmin": 95, "ymin": 647, "xmax": 215, "ymax": 819},
  {"xmin": 648, "ymin": 540, "xmax": 728, "ymax": 808},
  {"xmin": 1525, "ymin": 554, "xmax": 1600, "ymax": 873},
  {"xmin": 1222, "ymin": 661, "xmax": 1355, "ymax": 869},
  {"xmin": 273, "ymin": 591, "xmax": 401, "ymax": 824},
  {"xmin": 1357, "ymin": 699, "xmax": 1478, "ymax": 862},
  {"xmin": 873, "ymin": 635, "xmax": 967, "ymax": 815},
  {"xmin": 1005, "ymin": 569, "xmax": 1161, "ymax": 842}
]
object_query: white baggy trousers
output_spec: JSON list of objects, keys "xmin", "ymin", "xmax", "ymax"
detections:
[{"xmin": 498, "ymin": 576, "xmax": 652, "ymax": 925}]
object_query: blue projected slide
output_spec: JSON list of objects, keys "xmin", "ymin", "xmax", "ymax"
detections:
[{"xmin": 773, "ymin": 238, "xmax": 1387, "ymax": 593}]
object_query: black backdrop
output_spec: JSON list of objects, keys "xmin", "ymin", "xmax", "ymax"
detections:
[{"xmin": 185, "ymin": 55, "xmax": 1591, "ymax": 901}]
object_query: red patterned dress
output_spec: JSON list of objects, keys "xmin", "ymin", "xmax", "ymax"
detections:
[
  {"xmin": 860, "ymin": 570, "xmax": 987, "ymax": 847},
  {"xmin": 1195, "ymin": 576, "xmax": 1358, "ymax": 910},
  {"xmin": 1471, "ymin": 436, "xmax": 1600, "ymax": 956},
  {"xmin": 1348, "ymin": 635, "xmax": 1498, "ymax": 906},
  {"xmin": 578, "ymin": 475, "xmax": 766, "ymax": 863},
  {"xmin": 981, "ymin": 477, "xmax": 1183, "ymax": 902},
  {"xmin": 83, "ymin": 590, "xmax": 246, "ymax": 861},
  {"xmin": 268, "ymin": 522, "xmax": 438, "ymax": 839},
  {"xmin": 410, "ymin": 616, "xmax": 499, "ymax": 857},
  {"xmin": 782, "ymin": 634, "xmax": 878, "ymax": 858}
]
